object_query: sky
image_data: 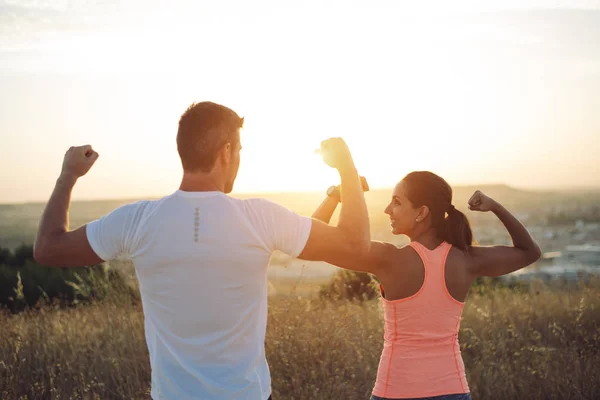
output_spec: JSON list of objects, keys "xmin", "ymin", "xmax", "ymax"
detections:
[{"xmin": 1, "ymin": 0, "xmax": 599, "ymax": 203}]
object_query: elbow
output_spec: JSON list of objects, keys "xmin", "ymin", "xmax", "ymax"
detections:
[
  {"xmin": 33, "ymin": 245, "xmax": 47, "ymax": 265},
  {"xmin": 33, "ymin": 242, "xmax": 49, "ymax": 265},
  {"xmin": 531, "ymin": 243, "xmax": 542, "ymax": 263},
  {"xmin": 525, "ymin": 242, "xmax": 542, "ymax": 265},
  {"xmin": 34, "ymin": 241, "xmax": 57, "ymax": 266},
  {"xmin": 514, "ymin": 240, "xmax": 542, "ymax": 266}
]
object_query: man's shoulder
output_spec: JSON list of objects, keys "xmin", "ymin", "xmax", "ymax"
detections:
[
  {"xmin": 225, "ymin": 196, "xmax": 265, "ymax": 208},
  {"xmin": 118, "ymin": 198, "xmax": 157, "ymax": 213},
  {"xmin": 228, "ymin": 197, "xmax": 305, "ymax": 224},
  {"xmin": 108, "ymin": 196, "xmax": 172, "ymax": 221},
  {"xmin": 234, "ymin": 197, "xmax": 291, "ymax": 213}
]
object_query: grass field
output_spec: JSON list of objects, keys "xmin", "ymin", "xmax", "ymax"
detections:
[
  {"xmin": 1, "ymin": 186, "xmax": 599, "ymax": 399},
  {"xmin": 1, "ymin": 279, "xmax": 598, "ymax": 400}
]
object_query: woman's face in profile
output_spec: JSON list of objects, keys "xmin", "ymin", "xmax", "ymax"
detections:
[{"xmin": 385, "ymin": 181, "xmax": 419, "ymax": 235}]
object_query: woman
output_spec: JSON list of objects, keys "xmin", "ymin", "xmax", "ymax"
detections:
[{"xmin": 313, "ymin": 171, "xmax": 541, "ymax": 400}]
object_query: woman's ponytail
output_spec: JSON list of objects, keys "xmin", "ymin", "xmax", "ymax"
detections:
[
  {"xmin": 402, "ymin": 171, "xmax": 476, "ymax": 251},
  {"xmin": 442, "ymin": 205, "xmax": 474, "ymax": 251}
]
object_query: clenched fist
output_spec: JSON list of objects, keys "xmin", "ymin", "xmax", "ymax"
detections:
[
  {"xmin": 318, "ymin": 137, "xmax": 355, "ymax": 171},
  {"xmin": 468, "ymin": 190, "xmax": 498, "ymax": 213},
  {"xmin": 61, "ymin": 145, "xmax": 99, "ymax": 179}
]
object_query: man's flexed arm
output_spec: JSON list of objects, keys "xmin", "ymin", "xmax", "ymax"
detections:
[
  {"xmin": 299, "ymin": 138, "xmax": 371, "ymax": 261},
  {"xmin": 34, "ymin": 145, "xmax": 104, "ymax": 267}
]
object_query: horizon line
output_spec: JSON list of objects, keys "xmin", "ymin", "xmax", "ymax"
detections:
[{"xmin": 2, "ymin": 183, "xmax": 600, "ymax": 206}]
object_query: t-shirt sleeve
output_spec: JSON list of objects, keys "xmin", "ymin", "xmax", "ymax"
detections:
[
  {"xmin": 252, "ymin": 199, "xmax": 312, "ymax": 257},
  {"xmin": 85, "ymin": 202, "xmax": 146, "ymax": 261}
]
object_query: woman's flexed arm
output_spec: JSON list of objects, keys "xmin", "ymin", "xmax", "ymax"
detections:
[
  {"xmin": 466, "ymin": 191, "xmax": 542, "ymax": 277},
  {"xmin": 312, "ymin": 194, "xmax": 340, "ymax": 224},
  {"xmin": 311, "ymin": 177, "xmax": 369, "ymax": 224}
]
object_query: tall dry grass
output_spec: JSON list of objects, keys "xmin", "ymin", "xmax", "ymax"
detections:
[{"xmin": 0, "ymin": 283, "xmax": 598, "ymax": 399}]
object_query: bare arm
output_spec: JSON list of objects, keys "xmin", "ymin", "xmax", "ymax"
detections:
[
  {"xmin": 308, "ymin": 194, "xmax": 393, "ymax": 274},
  {"xmin": 337, "ymin": 173, "xmax": 370, "ymax": 247},
  {"xmin": 311, "ymin": 177, "xmax": 368, "ymax": 224},
  {"xmin": 34, "ymin": 146, "xmax": 104, "ymax": 267},
  {"xmin": 316, "ymin": 239, "xmax": 397, "ymax": 274},
  {"xmin": 312, "ymin": 195, "xmax": 339, "ymax": 224},
  {"xmin": 467, "ymin": 191, "xmax": 542, "ymax": 277},
  {"xmin": 298, "ymin": 138, "xmax": 371, "ymax": 261}
]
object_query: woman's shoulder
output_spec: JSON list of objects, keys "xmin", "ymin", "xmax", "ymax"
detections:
[{"xmin": 377, "ymin": 242, "xmax": 426, "ymax": 270}]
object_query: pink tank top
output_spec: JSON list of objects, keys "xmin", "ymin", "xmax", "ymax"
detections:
[{"xmin": 372, "ymin": 241, "xmax": 470, "ymax": 398}]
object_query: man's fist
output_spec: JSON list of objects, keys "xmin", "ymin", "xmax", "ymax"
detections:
[
  {"xmin": 318, "ymin": 137, "xmax": 354, "ymax": 171},
  {"xmin": 61, "ymin": 145, "xmax": 99, "ymax": 179}
]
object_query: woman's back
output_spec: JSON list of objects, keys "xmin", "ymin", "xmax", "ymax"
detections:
[{"xmin": 372, "ymin": 241, "xmax": 470, "ymax": 399}]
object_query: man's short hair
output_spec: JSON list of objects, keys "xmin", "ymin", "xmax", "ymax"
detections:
[{"xmin": 177, "ymin": 102, "xmax": 244, "ymax": 172}]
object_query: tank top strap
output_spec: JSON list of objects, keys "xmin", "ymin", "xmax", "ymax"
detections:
[
  {"xmin": 407, "ymin": 241, "xmax": 452, "ymax": 291},
  {"xmin": 408, "ymin": 241, "xmax": 448, "ymax": 259},
  {"xmin": 407, "ymin": 241, "xmax": 428, "ymax": 261},
  {"xmin": 408, "ymin": 241, "xmax": 451, "ymax": 258}
]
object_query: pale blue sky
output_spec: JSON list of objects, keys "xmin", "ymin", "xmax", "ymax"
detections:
[{"xmin": 1, "ymin": 1, "xmax": 599, "ymax": 203}]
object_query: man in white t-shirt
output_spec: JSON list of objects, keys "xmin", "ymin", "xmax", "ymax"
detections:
[{"xmin": 34, "ymin": 101, "xmax": 371, "ymax": 400}]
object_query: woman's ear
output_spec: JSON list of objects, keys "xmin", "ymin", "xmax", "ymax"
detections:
[{"xmin": 418, "ymin": 205, "xmax": 430, "ymax": 221}]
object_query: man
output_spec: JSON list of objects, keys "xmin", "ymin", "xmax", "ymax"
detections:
[{"xmin": 34, "ymin": 101, "xmax": 371, "ymax": 399}]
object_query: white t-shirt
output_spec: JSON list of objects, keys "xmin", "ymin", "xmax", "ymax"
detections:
[{"xmin": 86, "ymin": 190, "xmax": 312, "ymax": 400}]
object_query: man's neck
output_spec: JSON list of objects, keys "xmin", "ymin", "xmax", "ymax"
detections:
[{"xmin": 179, "ymin": 171, "xmax": 225, "ymax": 193}]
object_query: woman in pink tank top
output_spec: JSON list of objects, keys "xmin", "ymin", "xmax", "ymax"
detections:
[{"xmin": 313, "ymin": 171, "xmax": 542, "ymax": 400}]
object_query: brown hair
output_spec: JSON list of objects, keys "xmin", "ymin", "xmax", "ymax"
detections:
[
  {"xmin": 402, "ymin": 171, "xmax": 474, "ymax": 250},
  {"xmin": 177, "ymin": 102, "xmax": 244, "ymax": 172}
]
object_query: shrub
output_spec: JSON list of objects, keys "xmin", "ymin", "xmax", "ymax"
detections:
[
  {"xmin": 319, "ymin": 269, "xmax": 379, "ymax": 301},
  {"xmin": 0, "ymin": 244, "xmax": 137, "ymax": 311}
]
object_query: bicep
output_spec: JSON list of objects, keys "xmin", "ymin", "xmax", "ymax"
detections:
[
  {"xmin": 37, "ymin": 225, "xmax": 104, "ymax": 267},
  {"xmin": 467, "ymin": 245, "xmax": 538, "ymax": 277},
  {"xmin": 297, "ymin": 219, "xmax": 390, "ymax": 274},
  {"xmin": 39, "ymin": 202, "xmax": 143, "ymax": 267}
]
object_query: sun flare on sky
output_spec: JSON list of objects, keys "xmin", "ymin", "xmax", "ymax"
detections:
[{"xmin": 1, "ymin": 1, "xmax": 599, "ymax": 203}]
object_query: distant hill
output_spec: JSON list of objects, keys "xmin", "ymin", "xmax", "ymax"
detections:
[
  {"xmin": 1, "ymin": 185, "xmax": 598, "ymax": 250},
  {"xmin": 364, "ymin": 184, "xmax": 560, "ymax": 211}
]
